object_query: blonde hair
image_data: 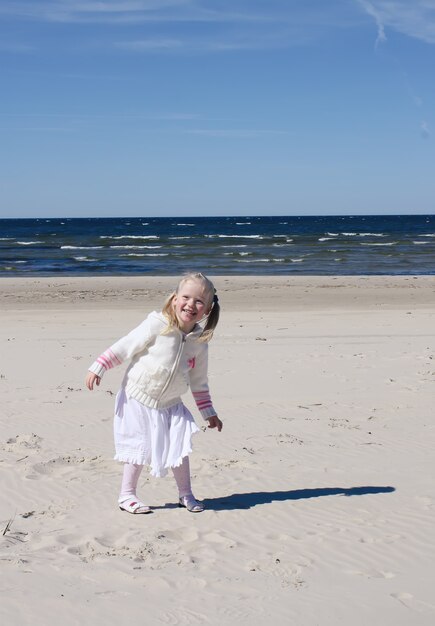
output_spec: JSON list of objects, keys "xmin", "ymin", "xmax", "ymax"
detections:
[{"xmin": 162, "ymin": 272, "xmax": 220, "ymax": 342}]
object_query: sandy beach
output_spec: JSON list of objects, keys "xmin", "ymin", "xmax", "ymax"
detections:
[{"xmin": 1, "ymin": 275, "xmax": 434, "ymax": 625}]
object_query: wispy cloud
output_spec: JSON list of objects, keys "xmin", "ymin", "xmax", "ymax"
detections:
[
  {"xmin": 182, "ymin": 129, "xmax": 293, "ymax": 139},
  {"xmin": 0, "ymin": 1, "xmax": 332, "ymax": 54},
  {"xmin": 115, "ymin": 38, "xmax": 183, "ymax": 51},
  {"xmin": 420, "ymin": 121, "xmax": 430, "ymax": 139},
  {"xmin": 356, "ymin": 0, "xmax": 435, "ymax": 44},
  {"xmin": 114, "ymin": 32, "xmax": 296, "ymax": 54},
  {"xmin": 0, "ymin": 1, "xmax": 279, "ymax": 25},
  {"xmin": 356, "ymin": 1, "xmax": 387, "ymax": 48},
  {"xmin": 5, "ymin": 1, "xmax": 435, "ymax": 56}
]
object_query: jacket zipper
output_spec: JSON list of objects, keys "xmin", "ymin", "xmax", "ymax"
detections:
[{"xmin": 157, "ymin": 333, "xmax": 186, "ymax": 402}]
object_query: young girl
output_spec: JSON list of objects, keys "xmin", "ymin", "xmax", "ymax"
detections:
[{"xmin": 85, "ymin": 272, "xmax": 223, "ymax": 514}]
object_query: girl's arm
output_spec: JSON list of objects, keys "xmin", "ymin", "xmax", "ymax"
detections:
[
  {"xmin": 87, "ymin": 313, "xmax": 159, "ymax": 382},
  {"xmin": 189, "ymin": 344, "xmax": 222, "ymax": 430}
]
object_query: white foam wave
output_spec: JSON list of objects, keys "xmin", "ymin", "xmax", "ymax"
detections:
[
  {"xmin": 221, "ymin": 244, "xmax": 248, "ymax": 248},
  {"xmin": 360, "ymin": 242, "xmax": 397, "ymax": 246},
  {"xmin": 236, "ymin": 222, "xmax": 252, "ymax": 225},
  {"xmin": 169, "ymin": 236, "xmax": 192, "ymax": 240},
  {"xmin": 318, "ymin": 237, "xmax": 336, "ymax": 242},
  {"xmin": 413, "ymin": 241, "xmax": 429, "ymax": 245},
  {"xmin": 61, "ymin": 246, "xmax": 104, "ymax": 250},
  {"xmin": 121, "ymin": 253, "xmax": 169, "ymax": 257},
  {"xmin": 17, "ymin": 241, "xmax": 41, "ymax": 245},
  {"xmin": 206, "ymin": 234, "xmax": 263, "ymax": 239},
  {"xmin": 341, "ymin": 232, "xmax": 386, "ymax": 237},
  {"xmin": 176, "ymin": 223, "xmax": 195, "ymax": 226},
  {"xmin": 109, "ymin": 245, "xmax": 163, "ymax": 249},
  {"xmin": 100, "ymin": 235, "xmax": 159, "ymax": 240},
  {"xmin": 419, "ymin": 233, "xmax": 435, "ymax": 237},
  {"xmin": 73, "ymin": 256, "xmax": 94, "ymax": 262}
]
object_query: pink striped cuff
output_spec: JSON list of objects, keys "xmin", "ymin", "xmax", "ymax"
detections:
[
  {"xmin": 192, "ymin": 390, "xmax": 216, "ymax": 419},
  {"xmin": 96, "ymin": 349, "xmax": 121, "ymax": 370},
  {"xmin": 192, "ymin": 390, "xmax": 212, "ymax": 409}
]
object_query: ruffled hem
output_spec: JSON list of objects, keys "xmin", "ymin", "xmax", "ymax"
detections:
[
  {"xmin": 114, "ymin": 436, "xmax": 197, "ymax": 478},
  {"xmin": 113, "ymin": 388, "xmax": 200, "ymax": 477}
]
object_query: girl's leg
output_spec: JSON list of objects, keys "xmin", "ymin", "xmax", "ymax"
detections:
[
  {"xmin": 172, "ymin": 457, "xmax": 204, "ymax": 512},
  {"xmin": 118, "ymin": 463, "xmax": 151, "ymax": 514},
  {"xmin": 119, "ymin": 462, "xmax": 143, "ymax": 499},
  {"xmin": 171, "ymin": 456, "xmax": 192, "ymax": 498}
]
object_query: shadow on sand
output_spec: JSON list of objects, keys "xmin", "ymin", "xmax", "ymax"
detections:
[{"xmin": 202, "ymin": 485, "xmax": 395, "ymax": 511}]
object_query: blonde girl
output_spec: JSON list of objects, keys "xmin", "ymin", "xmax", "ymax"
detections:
[{"xmin": 86, "ymin": 273, "xmax": 222, "ymax": 514}]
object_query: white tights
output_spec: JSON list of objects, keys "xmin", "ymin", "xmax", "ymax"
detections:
[{"xmin": 119, "ymin": 456, "xmax": 193, "ymax": 501}]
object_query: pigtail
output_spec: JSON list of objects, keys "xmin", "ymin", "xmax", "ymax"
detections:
[
  {"xmin": 161, "ymin": 292, "xmax": 178, "ymax": 335},
  {"xmin": 198, "ymin": 293, "xmax": 220, "ymax": 343}
]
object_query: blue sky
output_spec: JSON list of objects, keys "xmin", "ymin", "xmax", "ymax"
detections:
[{"xmin": 0, "ymin": 0, "xmax": 434, "ymax": 218}]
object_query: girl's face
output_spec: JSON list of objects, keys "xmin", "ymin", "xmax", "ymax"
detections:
[{"xmin": 173, "ymin": 279, "xmax": 211, "ymax": 333}]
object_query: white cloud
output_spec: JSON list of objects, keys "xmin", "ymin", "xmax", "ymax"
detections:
[
  {"xmin": 183, "ymin": 129, "xmax": 293, "ymax": 139},
  {"xmin": 0, "ymin": 1, "xmax": 276, "ymax": 24},
  {"xmin": 356, "ymin": 1, "xmax": 387, "ymax": 48},
  {"xmin": 115, "ymin": 38, "xmax": 182, "ymax": 51},
  {"xmin": 420, "ymin": 120, "xmax": 430, "ymax": 138},
  {"xmin": 356, "ymin": 0, "xmax": 435, "ymax": 44},
  {"xmin": 4, "ymin": 1, "xmax": 435, "ymax": 55}
]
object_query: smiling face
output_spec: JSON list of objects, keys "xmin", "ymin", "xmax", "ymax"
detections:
[{"xmin": 173, "ymin": 279, "xmax": 212, "ymax": 333}]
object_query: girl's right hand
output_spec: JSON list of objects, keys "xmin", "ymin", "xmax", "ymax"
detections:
[
  {"xmin": 207, "ymin": 415, "xmax": 223, "ymax": 432},
  {"xmin": 86, "ymin": 372, "xmax": 101, "ymax": 391}
]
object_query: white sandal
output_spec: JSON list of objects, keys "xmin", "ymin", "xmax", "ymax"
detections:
[
  {"xmin": 118, "ymin": 496, "xmax": 152, "ymax": 515},
  {"xmin": 178, "ymin": 495, "xmax": 205, "ymax": 513}
]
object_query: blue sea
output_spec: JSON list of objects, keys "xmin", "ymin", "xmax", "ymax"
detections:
[{"xmin": 0, "ymin": 215, "xmax": 434, "ymax": 276}]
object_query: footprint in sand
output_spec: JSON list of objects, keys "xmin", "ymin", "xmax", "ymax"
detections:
[
  {"xmin": 26, "ymin": 454, "xmax": 103, "ymax": 479},
  {"xmin": 246, "ymin": 555, "xmax": 306, "ymax": 589},
  {"xmin": 4, "ymin": 433, "xmax": 42, "ymax": 452},
  {"xmin": 391, "ymin": 592, "xmax": 414, "ymax": 607},
  {"xmin": 158, "ymin": 608, "xmax": 209, "ymax": 625},
  {"xmin": 65, "ymin": 534, "xmax": 187, "ymax": 568}
]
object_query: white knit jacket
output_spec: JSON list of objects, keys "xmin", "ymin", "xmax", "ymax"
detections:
[{"xmin": 88, "ymin": 311, "xmax": 217, "ymax": 420}]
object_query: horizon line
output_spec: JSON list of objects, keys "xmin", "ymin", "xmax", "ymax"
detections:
[{"xmin": 1, "ymin": 212, "xmax": 434, "ymax": 220}]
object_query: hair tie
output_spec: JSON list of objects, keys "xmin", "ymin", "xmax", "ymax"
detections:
[{"xmin": 213, "ymin": 293, "xmax": 219, "ymax": 304}]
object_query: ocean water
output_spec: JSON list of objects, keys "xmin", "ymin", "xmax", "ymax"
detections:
[{"xmin": 0, "ymin": 215, "xmax": 434, "ymax": 276}]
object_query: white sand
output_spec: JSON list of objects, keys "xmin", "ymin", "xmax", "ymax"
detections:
[{"xmin": 1, "ymin": 276, "xmax": 434, "ymax": 625}]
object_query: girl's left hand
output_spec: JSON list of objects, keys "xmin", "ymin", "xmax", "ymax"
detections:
[
  {"xmin": 85, "ymin": 371, "xmax": 101, "ymax": 390},
  {"xmin": 207, "ymin": 415, "xmax": 223, "ymax": 432}
]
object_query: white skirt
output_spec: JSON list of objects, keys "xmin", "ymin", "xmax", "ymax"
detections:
[{"xmin": 113, "ymin": 387, "xmax": 200, "ymax": 477}]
